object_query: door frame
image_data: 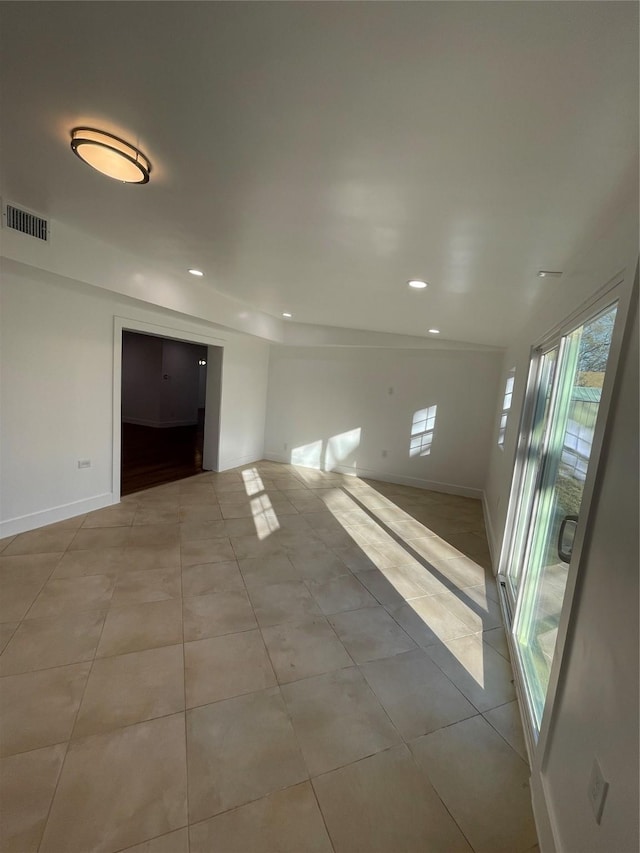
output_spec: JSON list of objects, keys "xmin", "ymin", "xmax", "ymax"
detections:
[
  {"xmin": 497, "ymin": 268, "xmax": 633, "ymax": 764},
  {"xmin": 112, "ymin": 316, "xmax": 226, "ymax": 500}
]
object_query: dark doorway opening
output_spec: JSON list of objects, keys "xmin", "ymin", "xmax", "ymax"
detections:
[{"xmin": 121, "ymin": 331, "xmax": 208, "ymax": 495}]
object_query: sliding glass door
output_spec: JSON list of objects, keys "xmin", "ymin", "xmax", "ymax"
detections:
[{"xmin": 504, "ymin": 304, "xmax": 618, "ymax": 735}]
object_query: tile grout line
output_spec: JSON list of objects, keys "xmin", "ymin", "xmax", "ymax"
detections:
[
  {"xmin": 232, "ymin": 484, "xmax": 344, "ymax": 850},
  {"xmin": 308, "ymin": 775, "xmax": 339, "ymax": 853},
  {"xmin": 0, "ymin": 549, "xmax": 76, "ymax": 677},
  {"xmin": 111, "ymin": 825, "xmax": 187, "ymax": 853},
  {"xmin": 3, "ymin": 464, "xmax": 519, "ymax": 852},
  {"xmin": 404, "ymin": 740, "xmax": 479, "ymax": 853},
  {"xmin": 230, "ymin": 529, "xmax": 282, "ymax": 702},
  {"xmin": 380, "ymin": 588, "xmax": 515, "ymax": 720},
  {"xmin": 35, "ymin": 533, "xmax": 113, "ymax": 853},
  {"xmin": 232, "ymin": 504, "xmax": 371, "ymax": 796},
  {"xmin": 480, "ymin": 707, "xmax": 531, "ymax": 767},
  {"xmin": 179, "ymin": 533, "xmax": 192, "ymax": 852},
  {"xmin": 4, "ymin": 550, "xmax": 66, "ymax": 624}
]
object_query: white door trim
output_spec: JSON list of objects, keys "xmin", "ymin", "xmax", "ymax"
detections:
[{"xmin": 112, "ymin": 316, "xmax": 226, "ymax": 500}]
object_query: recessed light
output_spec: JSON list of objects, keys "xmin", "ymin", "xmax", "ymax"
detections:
[
  {"xmin": 537, "ymin": 270, "xmax": 562, "ymax": 278},
  {"xmin": 408, "ymin": 279, "xmax": 428, "ymax": 289},
  {"xmin": 188, "ymin": 269, "xmax": 204, "ymax": 276},
  {"xmin": 428, "ymin": 329, "xmax": 440, "ymax": 334},
  {"xmin": 282, "ymin": 312, "xmax": 293, "ymax": 318}
]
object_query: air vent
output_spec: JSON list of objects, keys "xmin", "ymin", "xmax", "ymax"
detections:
[{"xmin": 3, "ymin": 203, "xmax": 49, "ymax": 241}]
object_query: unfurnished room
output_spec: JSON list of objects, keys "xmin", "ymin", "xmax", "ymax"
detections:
[{"xmin": 0, "ymin": 3, "xmax": 638, "ymax": 852}]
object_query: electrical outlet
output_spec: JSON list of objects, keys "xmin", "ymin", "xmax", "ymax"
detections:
[
  {"xmin": 77, "ymin": 459, "xmax": 91, "ymax": 469},
  {"xmin": 588, "ymin": 758, "xmax": 609, "ymax": 824}
]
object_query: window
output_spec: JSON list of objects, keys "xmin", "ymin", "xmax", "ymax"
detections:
[{"xmin": 503, "ymin": 303, "xmax": 618, "ymax": 737}]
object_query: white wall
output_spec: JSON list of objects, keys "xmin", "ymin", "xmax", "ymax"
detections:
[
  {"xmin": 0, "ymin": 262, "xmax": 270, "ymax": 535},
  {"xmin": 264, "ymin": 345, "xmax": 503, "ymax": 497},
  {"xmin": 202, "ymin": 347, "xmax": 223, "ymax": 472},
  {"xmin": 219, "ymin": 335, "xmax": 270, "ymax": 470},
  {"xmin": 1, "ymin": 218, "xmax": 284, "ymax": 343},
  {"xmin": 543, "ymin": 284, "xmax": 638, "ymax": 853}
]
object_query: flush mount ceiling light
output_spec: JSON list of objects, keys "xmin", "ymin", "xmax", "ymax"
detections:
[
  {"xmin": 428, "ymin": 328, "xmax": 440, "ymax": 334},
  {"xmin": 408, "ymin": 279, "xmax": 428, "ymax": 289},
  {"xmin": 70, "ymin": 127, "xmax": 151, "ymax": 184},
  {"xmin": 188, "ymin": 269, "xmax": 204, "ymax": 276},
  {"xmin": 537, "ymin": 270, "xmax": 563, "ymax": 278},
  {"xmin": 282, "ymin": 312, "xmax": 293, "ymax": 318}
]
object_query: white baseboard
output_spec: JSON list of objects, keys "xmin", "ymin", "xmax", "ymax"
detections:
[
  {"xmin": 1, "ymin": 493, "xmax": 116, "ymax": 538},
  {"xmin": 263, "ymin": 453, "xmax": 484, "ymax": 500},
  {"xmin": 122, "ymin": 418, "xmax": 198, "ymax": 428},
  {"xmin": 217, "ymin": 452, "xmax": 265, "ymax": 472},
  {"xmin": 531, "ymin": 768, "xmax": 560, "ymax": 853},
  {"xmin": 263, "ymin": 452, "xmax": 309, "ymax": 468},
  {"xmin": 482, "ymin": 490, "xmax": 498, "ymax": 572}
]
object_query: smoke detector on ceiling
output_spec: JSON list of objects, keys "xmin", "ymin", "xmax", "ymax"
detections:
[{"xmin": 2, "ymin": 200, "xmax": 50, "ymax": 242}]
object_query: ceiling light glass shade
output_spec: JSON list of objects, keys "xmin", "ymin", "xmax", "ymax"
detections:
[
  {"xmin": 408, "ymin": 279, "xmax": 428, "ymax": 289},
  {"xmin": 70, "ymin": 128, "xmax": 151, "ymax": 184}
]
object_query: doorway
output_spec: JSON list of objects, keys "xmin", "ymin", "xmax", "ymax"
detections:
[
  {"xmin": 501, "ymin": 302, "xmax": 619, "ymax": 739},
  {"xmin": 120, "ymin": 331, "xmax": 209, "ymax": 495}
]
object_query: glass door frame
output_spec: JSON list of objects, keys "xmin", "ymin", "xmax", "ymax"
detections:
[{"xmin": 497, "ymin": 269, "xmax": 632, "ymax": 767}]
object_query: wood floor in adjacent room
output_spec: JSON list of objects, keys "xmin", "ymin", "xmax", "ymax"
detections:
[
  {"xmin": 0, "ymin": 462, "xmax": 539, "ymax": 853},
  {"xmin": 120, "ymin": 417, "xmax": 204, "ymax": 496}
]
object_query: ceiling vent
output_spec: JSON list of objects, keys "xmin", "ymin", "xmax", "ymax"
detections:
[{"xmin": 2, "ymin": 202, "xmax": 49, "ymax": 242}]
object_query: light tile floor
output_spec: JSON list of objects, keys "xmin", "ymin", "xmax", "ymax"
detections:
[{"xmin": 0, "ymin": 462, "xmax": 539, "ymax": 853}]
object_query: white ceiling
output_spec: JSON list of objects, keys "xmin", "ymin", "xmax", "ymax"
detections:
[{"xmin": 0, "ymin": 2, "xmax": 637, "ymax": 346}]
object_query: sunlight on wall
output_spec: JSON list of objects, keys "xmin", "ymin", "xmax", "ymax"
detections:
[
  {"xmin": 291, "ymin": 440, "xmax": 323, "ymax": 469},
  {"xmin": 325, "ymin": 427, "xmax": 361, "ymax": 471},
  {"xmin": 291, "ymin": 428, "xmax": 361, "ymax": 472},
  {"xmin": 498, "ymin": 369, "xmax": 515, "ymax": 449},
  {"xmin": 410, "ymin": 405, "xmax": 438, "ymax": 457}
]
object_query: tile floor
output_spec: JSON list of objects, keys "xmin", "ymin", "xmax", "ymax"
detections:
[{"xmin": 0, "ymin": 462, "xmax": 539, "ymax": 853}]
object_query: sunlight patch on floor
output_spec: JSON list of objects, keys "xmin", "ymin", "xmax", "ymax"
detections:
[
  {"xmin": 240, "ymin": 463, "xmax": 490, "ymax": 688},
  {"xmin": 242, "ymin": 467, "xmax": 265, "ymax": 496},
  {"xmin": 250, "ymin": 493, "xmax": 280, "ymax": 540},
  {"xmin": 315, "ymin": 479, "xmax": 490, "ymax": 687}
]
